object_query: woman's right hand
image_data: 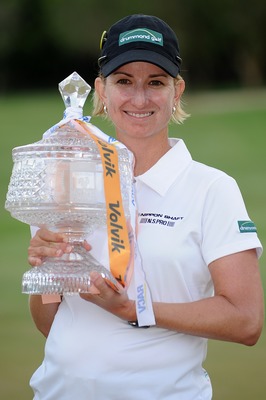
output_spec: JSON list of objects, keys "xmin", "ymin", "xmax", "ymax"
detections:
[{"xmin": 28, "ymin": 228, "xmax": 73, "ymax": 267}]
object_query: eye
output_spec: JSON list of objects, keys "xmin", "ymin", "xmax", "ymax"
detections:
[
  {"xmin": 117, "ymin": 78, "xmax": 131, "ymax": 85},
  {"xmin": 149, "ymin": 80, "xmax": 164, "ymax": 86}
]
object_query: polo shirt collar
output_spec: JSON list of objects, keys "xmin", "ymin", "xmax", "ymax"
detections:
[{"xmin": 135, "ymin": 138, "xmax": 192, "ymax": 196}]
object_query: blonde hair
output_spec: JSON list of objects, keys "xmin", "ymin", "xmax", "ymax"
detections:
[
  {"xmin": 92, "ymin": 74, "xmax": 190, "ymax": 124},
  {"xmin": 172, "ymin": 75, "xmax": 190, "ymax": 124}
]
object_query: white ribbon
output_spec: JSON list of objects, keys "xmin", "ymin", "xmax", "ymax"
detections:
[{"xmin": 42, "ymin": 106, "xmax": 91, "ymax": 138}]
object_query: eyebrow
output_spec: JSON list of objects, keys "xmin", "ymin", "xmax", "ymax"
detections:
[{"xmin": 112, "ymin": 71, "xmax": 168, "ymax": 78}]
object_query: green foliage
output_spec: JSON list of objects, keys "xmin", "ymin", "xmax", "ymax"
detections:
[
  {"xmin": 1, "ymin": 0, "xmax": 266, "ymax": 91},
  {"xmin": 0, "ymin": 88, "xmax": 265, "ymax": 399}
]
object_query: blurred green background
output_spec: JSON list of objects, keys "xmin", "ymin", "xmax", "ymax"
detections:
[
  {"xmin": 1, "ymin": 0, "xmax": 266, "ymax": 399},
  {"xmin": 1, "ymin": 0, "xmax": 266, "ymax": 92}
]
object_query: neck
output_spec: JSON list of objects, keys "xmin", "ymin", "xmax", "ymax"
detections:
[{"xmin": 118, "ymin": 135, "xmax": 171, "ymax": 176}]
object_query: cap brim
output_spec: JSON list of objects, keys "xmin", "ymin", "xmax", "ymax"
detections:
[{"xmin": 101, "ymin": 49, "xmax": 179, "ymax": 78}]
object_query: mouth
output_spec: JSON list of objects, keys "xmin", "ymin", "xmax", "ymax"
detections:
[{"xmin": 125, "ymin": 111, "xmax": 153, "ymax": 118}]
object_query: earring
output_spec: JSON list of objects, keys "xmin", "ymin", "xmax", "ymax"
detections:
[
  {"xmin": 172, "ymin": 104, "xmax": 177, "ymax": 114},
  {"xmin": 103, "ymin": 104, "xmax": 108, "ymax": 114}
]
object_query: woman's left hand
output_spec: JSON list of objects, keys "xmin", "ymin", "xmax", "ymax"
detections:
[{"xmin": 80, "ymin": 272, "xmax": 136, "ymax": 321}]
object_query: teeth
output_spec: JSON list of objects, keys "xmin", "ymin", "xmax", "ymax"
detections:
[{"xmin": 127, "ymin": 112, "xmax": 152, "ymax": 118}]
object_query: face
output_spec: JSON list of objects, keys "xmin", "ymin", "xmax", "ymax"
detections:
[{"xmin": 95, "ymin": 62, "xmax": 184, "ymax": 144}]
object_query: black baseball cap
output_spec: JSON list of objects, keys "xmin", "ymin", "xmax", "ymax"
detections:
[{"xmin": 98, "ymin": 14, "xmax": 182, "ymax": 78}]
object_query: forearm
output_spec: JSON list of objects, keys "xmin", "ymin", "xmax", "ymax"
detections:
[
  {"xmin": 75, "ymin": 251, "xmax": 264, "ymax": 346},
  {"xmin": 29, "ymin": 295, "xmax": 60, "ymax": 338},
  {"xmin": 153, "ymin": 294, "xmax": 263, "ymax": 346}
]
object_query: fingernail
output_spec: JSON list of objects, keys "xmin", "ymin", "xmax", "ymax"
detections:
[{"xmin": 66, "ymin": 245, "xmax": 73, "ymax": 253}]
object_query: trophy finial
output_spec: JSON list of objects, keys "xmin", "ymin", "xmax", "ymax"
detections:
[{"xmin": 59, "ymin": 71, "xmax": 91, "ymax": 109}]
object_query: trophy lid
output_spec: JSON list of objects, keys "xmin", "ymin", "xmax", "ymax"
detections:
[
  {"xmin": 5, "ymin": 71, "xmax": 132, "ymax": 232},
  {"xmin": 11, "ymin": 72, "xmax": 98, "ymax": 156}
]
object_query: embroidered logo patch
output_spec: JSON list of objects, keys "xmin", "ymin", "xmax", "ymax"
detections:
[
  {"xmin": 238, "ymin": 220, "xmax": 257, "ymax": 233},
  {"xmin": 119, "ymin": 28, "xmax": 163, "ymax": 46}
]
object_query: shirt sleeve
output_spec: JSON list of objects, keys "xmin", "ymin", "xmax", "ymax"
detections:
[{"xmin": 201, "ymin": 175, "xmax": 263, "ymax": 266}]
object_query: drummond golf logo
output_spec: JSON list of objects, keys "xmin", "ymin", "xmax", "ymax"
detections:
[
  {"xmin": 238, "ymin": 220, "xmax": 257, "ymax": 233},
  {"xmin": 119, "ymin": 28, "xmax": 163, "ymax": 46}
]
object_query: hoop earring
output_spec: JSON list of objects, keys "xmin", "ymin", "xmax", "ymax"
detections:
[{"xmin": 103, "ymin": 104, "xmax": 108, "ymax": 114}]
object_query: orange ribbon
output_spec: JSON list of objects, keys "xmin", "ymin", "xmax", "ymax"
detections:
[{"xmin": 76, "ymin": 121, "xmax": 131, "ymax": 290}]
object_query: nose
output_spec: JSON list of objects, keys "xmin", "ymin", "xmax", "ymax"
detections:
[{"xmin": 131, "ymin": 87, "xmax": 148, "ymax": 108}]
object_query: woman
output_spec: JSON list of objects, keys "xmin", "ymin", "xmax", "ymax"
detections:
[{"xmin": 28, "ymin": 14, "xmax": 264, "ymax": 399}]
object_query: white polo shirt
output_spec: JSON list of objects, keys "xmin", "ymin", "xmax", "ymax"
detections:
[{"xmin": 30, "ymin": 138, "xmax": 262, "ymax": 400}]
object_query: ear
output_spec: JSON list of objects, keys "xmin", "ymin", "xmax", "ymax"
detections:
[
  {"xmin": 94, "ymin": 77, "xmax": 107, "ymax": 103},
  {"xmin": 174, "ymin": 79, "xmax": 185, "ymax": 103}
]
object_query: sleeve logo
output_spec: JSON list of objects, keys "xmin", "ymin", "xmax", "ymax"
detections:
[{"xmin": 238, "ymin": 220, "xmax": 257, "ymax": 233}]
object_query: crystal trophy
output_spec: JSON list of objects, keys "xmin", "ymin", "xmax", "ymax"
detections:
[{"xmin": 5, "ymin": 72, "xmax": 132, "ymax": 294}]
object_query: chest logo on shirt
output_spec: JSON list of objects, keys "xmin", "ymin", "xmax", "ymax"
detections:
[{"xmin": 139, "ymin": 213, "xmax": 184, "ymax": 227}]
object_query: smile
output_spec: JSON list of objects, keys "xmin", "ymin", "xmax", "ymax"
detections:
[{"xmin": 126, "ymin": 111, "xmax": 153, "ymax": 118}]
